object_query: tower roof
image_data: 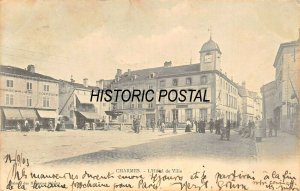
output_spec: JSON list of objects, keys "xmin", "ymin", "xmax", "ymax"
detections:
[{"xmin": 200, "ymin": 37, "xmax": 221, "ymax": 54}]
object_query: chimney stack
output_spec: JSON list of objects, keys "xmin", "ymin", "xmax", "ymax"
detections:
[
  {"xmin": 27, "ymin": 65, "xmax": 35, "ymax": 73},
  {"xmin": 128, "ymin": 69, "xmax": 131, "ymax": 76},
  {"xmin": 96, "ymin": 79, "xmax": 104, "ymax": 89},
  {"xmin": 164, "ymin": 61, "xmax": 172, "ymax": 67},
  {"xmin": 70, "ymin": 75, "xmax": 75, "ymax": 83},
  {"xmin": 116, "ymin": 69, "xmax": 122, "ymax": 76},
  {"xmin": 83, "ymin": 78, "xmax": 88, "ymax": 87},
  {"xmin": 242, "ymin": 81, "xmax": 246, "ymax": 88}
]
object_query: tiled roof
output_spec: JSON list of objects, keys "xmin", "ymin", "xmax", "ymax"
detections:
[
  {"xmin": 0, "ymin": 65, "xmax": 58, "ymax": 82},
  {"xmin": 59, "ymin": 80, "xmax": 98, "ymax": 90},
  {"xmin": 116, "ymin": 63, "xmax": 200, "ymax": 82}
]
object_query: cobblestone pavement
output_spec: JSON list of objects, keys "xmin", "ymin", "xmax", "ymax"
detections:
[{"xmin": 46, "ymin": 130, "xmax": 257, "ymax": 165}]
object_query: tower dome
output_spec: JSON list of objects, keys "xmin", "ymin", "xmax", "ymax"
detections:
[{"xmin": 200, "ymin": 37, "xmax": 221, "ymax": 54}]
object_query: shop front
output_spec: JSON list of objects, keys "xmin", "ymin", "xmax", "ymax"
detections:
[
  {"xmin": 36, "ymin": 109, "xmax": 58, "ymax": 129},
  {"xmin": 2, "ymin": 108, "xmax": 23, "ymax": 130},
  {"xmin": 75, "ymin": 111, "xmax": 99, "ymax": 129}
]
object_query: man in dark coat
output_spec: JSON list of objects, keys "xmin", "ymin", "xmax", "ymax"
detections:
[
  {"xmin": 226, "ymin": 120, "xmax": 231, "ymax": 141},
  {"xmin": 209, "ymin": 118, "xmax": 214, "ymax": 133}
]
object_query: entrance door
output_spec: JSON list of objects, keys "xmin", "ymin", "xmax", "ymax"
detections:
[{"xmin": 172, "ymin": 109, "xmax": 178, "ymax": 121}]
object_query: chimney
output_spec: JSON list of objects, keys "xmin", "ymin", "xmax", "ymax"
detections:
[
  {"xmin": 116, "ymin": 69, "xmax": 122, "ymax": 76},
  {"xmin": 83, "ymin": 78, "xmax": 88, "ymax": 87},
  {"xmin": 242, "ymin": 81, "xmax": 246, "ymax": 88},
  {"xmin": 27, "ymin": 65, "xmax": 35, "ymax": 73},
  {"xmin": 128, "ymin": 69, "xmax": 131, "ymax": 76},
  {"xmin": 70, "ymin": 75, "xmax": 75, "ymax": 83},
  {"xmin": 298, "ymin": 28, "xmax": 300, "ymax": 40},
  {"xmin": 164, "ymin": 61, "xmax": 172, "ymax": 67},
  {"xmin": 96, "ymin": 79, "xmax": 104, "ymax": 89}
]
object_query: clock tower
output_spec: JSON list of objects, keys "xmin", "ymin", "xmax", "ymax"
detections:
[{"xmin": 199, "ymin": 36, "xmax": 222, "ymax": 71}]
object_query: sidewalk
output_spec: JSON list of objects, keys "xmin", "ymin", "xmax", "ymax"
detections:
[{"xmin": 255, "ymin": 130, "xmax": 299, "ymax": 160}]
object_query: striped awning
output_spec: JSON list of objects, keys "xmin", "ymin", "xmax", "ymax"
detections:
[
  {"xmin": 2, "ymin": 108, "xmax": 22, "ymax": 120},
  {"xmin": 36, "ymin": 110, "xmax": 58, "ymax": 119},
  {"xmin": 20, "ymin": 109, "xmax": 37, "ymax": 119},
  {"xmin": 78, "ymin": 111, "xmax": 99, "ymax": 119}
]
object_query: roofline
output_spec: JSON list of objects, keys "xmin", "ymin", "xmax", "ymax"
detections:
[
  {"xmin": 273, "ymin": 40, "xmax": 299, "ymax": 68},
  {"xmin": 0, "ymin": 71, "xmax": 59, "ymax": 83}
]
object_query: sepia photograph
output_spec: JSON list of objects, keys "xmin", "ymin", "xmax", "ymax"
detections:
[{"xmin": 0, "ymin": 0, "xmax": 299, "ymax": 190}]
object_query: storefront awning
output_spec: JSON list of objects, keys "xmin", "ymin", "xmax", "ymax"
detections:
[
  {"xmin": 20, "ymin": 109, "xmax": 37, "ymax": 119},
  {"xmin": 76, "ymin": 94, "xmax": 94, "ymax": 104},
  {"xmin": 37, "ymin": 110, "xmax": 58, "ymax": 119},
  {"xmin": 79, "ymin": 111, "xmax": 99, "ymax": 119},
  {"xmin": 2, "ymin": 108, "xmax": 22, "ymax": 120}
]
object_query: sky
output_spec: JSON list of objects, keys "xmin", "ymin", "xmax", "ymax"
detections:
[{"xmin": 1, "ymin": 0, "xmax": 300, "ymax": 92}]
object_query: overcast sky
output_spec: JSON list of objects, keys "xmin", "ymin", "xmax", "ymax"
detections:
[{"xmin": 1, "ymin": 0, "xmax": 299, "ymax": 91}]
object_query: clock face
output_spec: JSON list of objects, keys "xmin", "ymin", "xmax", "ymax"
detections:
[{"xmin": 204, "ymin": 54, "xmax": 213, "ymax": 63}]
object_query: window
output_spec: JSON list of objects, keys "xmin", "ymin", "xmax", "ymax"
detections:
[
  {"xmin": 43, "ymin": 97, "xmax": 50, "ymax": 107},
  {"xmin": 27, "ymin": 82, "xmax": 32, "ymax": 90},
  {"xmin": 148, "ymin": 102, "xmax": 153, "ymax": 108},
  {"xmin": 160, "ymin": 80, "xmax": 166, "ymax": 87},
  {"xmin": 200, "ymin": 76, "xmax": 208, "ymax": 85},
  {"xmin": 44, "ymin": 85, "xmax": 50, "ymax": 92},
  {"xmin": 27, "ymin": 96, "xmax": 32, "ymax": 107},
  {"xmin": 130, "ymin": 103, "xmax": 135, "ymax": 109},
  {"xmin": 172, "ymin": 79, "xmax": 178, "ymax": 86},
  {"xmin": 138, "ymin": 103, "xmax": 143, "ymax": 108},
  {"xmin": 5, "ymin": 94, "xmax": 13, "ymax": 105},
  {"xmin": 186, "ymin": 77, "xmax": 192, "ymax": 85},
  {"xmin": 200, "ymin": 109, "xmax": 207, "ymax": 122},
  {"xmin": 185, "ymin": 109, "xmax": 193, "ymax": 121},
  {"xmin": 6, "ymin": 80, "xmax": 13, "ymax": 88}
]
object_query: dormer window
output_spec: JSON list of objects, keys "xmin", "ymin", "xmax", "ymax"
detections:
[
  {"xmin": 186, "ymin": 78, "xmax": 192, "ymax": 85},
  {"xmin": 131, "ymin": 75, "xmax": 137, "ymax": 81},
  {"xmin": 149, "ymin": 73, "xmax": 155, "ymax": 79},
  {"xmin": 172, "ymin": 79, "xmax": 178, "ymax": 86}
]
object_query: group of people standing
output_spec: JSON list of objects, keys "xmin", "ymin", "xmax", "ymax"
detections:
[{"xmin": 184, "ymin": 118, "xmax": 232, "ymax": 141}]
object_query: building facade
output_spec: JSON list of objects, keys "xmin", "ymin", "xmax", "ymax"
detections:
[
  {"xmin": 111, "ymin": 37, "xmax": 245, "ymax": 127},
  {"xmin": 260, "ymin": 81, "xmax": 276, "ymax": 128},
  {"xmin": 59, "ymin": 78, "xmax": 111, "ymax": 129},
  {"xmin": 272, "ymin": 30, "xmax": 299, "ymax": 132},
  {"xmin": 0, "ymin": 65, "xmax": 59, "ymax": 130},
  {"xmin": 238, "ymin": 82, "xmax": 263, "ymax": 126}
]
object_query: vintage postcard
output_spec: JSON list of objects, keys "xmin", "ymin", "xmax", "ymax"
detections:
[{"xmin": 0, "ymin": 0, "xmax": 299, "ymax": 191}]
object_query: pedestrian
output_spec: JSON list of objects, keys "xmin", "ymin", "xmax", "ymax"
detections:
[
  {"xmin": 215, "ymin": 119, "xmax": 220, "ymax": 135},
  {"xmin": 34, "ymin": 120, "xmax": 40, "ymax": 132},
  {"xmin": 161, "ymin": 121, "xmax": 165, "ymax": 133},
  {"xmin": 172, "ymin": 119, "xmax": 177, "ymax": 134},
  {"xmin": 157, "ymin": 119, "xmax": 161, "ymax": 132},
  {"xmin": 16, "ymin": 121, "xmax": 21, "ymax": 131},
  {"xmin": 273, "ymin": 120, "xmax": 278, "ymax": 137},
  {"xmin": 209, "ymin": 118, "xmax": 214, "ymax": 133},
  {"xmin": 150, "ymin": 119, "xmax": 155, "ymax": 132},
  {"xmin": 185, "ymin": 119, "xmax": 191, "ymax": 132},
  {"xmin": 24, "ymin": 119, "xmax": 30, "ymax": 132},
  {"xmin": 136, "ymin": 118, "xmax": 140, "ymax": 134},
  {"xmin": 226, "ymin": 120, "xmax": 231, "ymax": 141},
  {"xmin": 220, "ymin": 119, "xmax": 226, "ymax": 140},
  {"xmin": 48, "ymin": 120, "xmax": 54, "ymax": 131},
  {"xmin": 132, "ymin": 117, "xmax": 136, "ymax": 133},
  {"xmin": 200, "ymin": 120, "xmax": 205, "ymax": 133},
  {"xmin": 268, "ymin": 119, "xmax": 273, "ymax": 137}
]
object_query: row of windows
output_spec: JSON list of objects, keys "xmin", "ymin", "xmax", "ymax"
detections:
[
  {"xmin": 5, "ymin": 94, "xmax": 50, "ymax": 108},
  {"xmin": 226, "ymin": 94, "xmax": 237, "ymax": 109},
  {"xmin": 160, "ymin": 76, "xmax": 208, "ymax": 87},
  {"xmin": 118, "ymin": 102, "xmax": 154, "ymax": 109},
  {"xmin": 219, "ymin": 78, "xmax": 237, "ymax": 95},
  {"xmin": 6, "ymin": 80, "xmax": 50, "ymax": 92}
]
